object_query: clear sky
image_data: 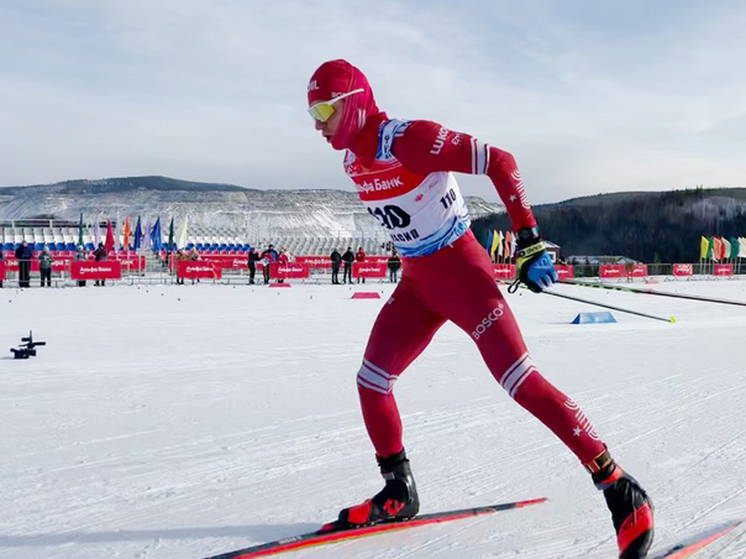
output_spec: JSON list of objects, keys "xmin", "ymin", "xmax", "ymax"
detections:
[{"xmin": 1, "ymin": 1, "xmax": 744, "ymax": 203}]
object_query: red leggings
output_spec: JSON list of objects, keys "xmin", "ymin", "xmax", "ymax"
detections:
[{"xmin": 358, "ymin": 229, "xmax": 605, "ymax": 464}]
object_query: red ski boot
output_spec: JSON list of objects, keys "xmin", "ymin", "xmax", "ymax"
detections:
[
  {"xmin": 336, "ymin": 449, "xmax": 419, "ymax": 527},
  {"xmin": 589, "ymin": 450, "xmax": 654, "ymax": 558}
]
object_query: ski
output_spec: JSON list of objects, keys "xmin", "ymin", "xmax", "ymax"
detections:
[
  {"xmin": 560, "ymin": 279, "xmax": 746, "ymax": 308},
  {"xmin": 651, "ymin": 519, "xmax": 742, "ymax": 558},
  {"xmin": 203, "ymin": 497, "xmax": 547, "ymax": 558}
]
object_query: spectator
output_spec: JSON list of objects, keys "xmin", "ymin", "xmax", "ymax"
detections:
[
  {"xmin": 387, "ymin": 249, "xmax": 401, "ymax": 283},
  {"xmin": 38, "ymin": 246, "xmax": 53, "ymax": 287},
  {"xmin": 75, "ymin": 245, "xmax": 87, "ymax": 287},
  {"xmin": 276, "ymin": 248, "xmax": 289, "ymax": 283},
  {"xmin": 15, "ymin": 240, "xmax": 33, "ymax": 288},
  {"xmin": 247, "ymin": 246, "xmax": 260, "ymax": 285},
  {"xmin": 355, "ymin": 246, "xmax": 367, "ymax": 283},
  {"xmin": 342, "ymin": 247, "xmax": 354, "ymax": 284},
  {"xmin": 260, "ymin": 244, "xmax": 278, "ymax": 284},
  {"xmin": 175, "ymin": 250, "xmax": 187, "ymax": 285},
  {"xmin": 93, "ymin": 242, "xmax": 108, "ymax": 286},
  {"xmin": 330, "ymin": 248, "xmax": 342, "ymax": 284}
]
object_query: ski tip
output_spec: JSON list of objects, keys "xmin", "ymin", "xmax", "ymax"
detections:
[
  {"xmin": 670, "ymin": 316, "xmax": 677, "ymax": 323},
  {"xmin": 517, "ymin": 497, "xmax": 548, "ymax": 507}
]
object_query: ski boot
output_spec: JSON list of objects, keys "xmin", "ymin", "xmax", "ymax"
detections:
[
  {"xmin": 589, "ymin": 450, "xmax": 654, "ymax": 559},
  {"xmin": 336, "ymin": 449, "xmax": 419, "ymax": 527}
]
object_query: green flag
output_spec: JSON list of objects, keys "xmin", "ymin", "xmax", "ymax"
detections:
[
  {"xmin": 168, "ymin": 217, "xmax": 175, "ymax": 251},
  {"xmin": 706, "ymin": 237, "xmax": 713, "ymax": 260},
  {"xmin": 730, "ymin": 237, "xmax": 740, "ymax": 259},
  {"xmin": 78, "ymin": 212, "xmax": 84, "ymax": 248}
]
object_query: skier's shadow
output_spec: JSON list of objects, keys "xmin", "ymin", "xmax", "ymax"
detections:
[{"xmin": 0, "ymin": 523, "xmax": 320, "ymax": 549}]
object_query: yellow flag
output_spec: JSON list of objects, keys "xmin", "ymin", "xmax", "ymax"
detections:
[
  {"xmin": 490, "ymin": 230, "xmax": 501, "ymax": 256},
  {"xmin": 700, "ymin": 236, "xmax": 709, "ymax": 259}
]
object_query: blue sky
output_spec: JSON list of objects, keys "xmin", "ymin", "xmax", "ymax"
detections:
[{"xmin": 1, "ymin": 0, "xmax": 744, "ymax": 203}]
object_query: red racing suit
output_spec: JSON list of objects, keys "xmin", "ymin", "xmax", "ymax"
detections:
[{"xmin": 346, "ymin": 118, "xmax": 606, "ymax": 465}]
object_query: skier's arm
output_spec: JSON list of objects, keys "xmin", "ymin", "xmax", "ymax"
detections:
[
  {"xmin": 391, "ymin": 120, "xmax": 536, "ymax": 231},
  {"xmin": 393, "ymin": 120, "xmax": 557, "ymax": 292}
]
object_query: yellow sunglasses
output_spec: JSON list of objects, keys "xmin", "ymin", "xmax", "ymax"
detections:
[{"xmin": 308, "ymin": 88, "xmax": 364, "ymax": 123}]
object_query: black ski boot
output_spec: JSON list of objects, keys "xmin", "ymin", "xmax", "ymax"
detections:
[
  {"xmin": 589, "ymin": 450, "xmax": 654, "ymax": 559},
  {"xmin": 337, "ymin": 449, "xmax": 419, "ymax": 527}
]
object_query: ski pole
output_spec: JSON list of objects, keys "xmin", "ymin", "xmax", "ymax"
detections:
[
  {"xmin": 560, "ymin": 279, "xmax": 746, "ymax": 308},
  {"xmin": 543, "ymin": 289, "xmax": 677, "ymax": 323}
]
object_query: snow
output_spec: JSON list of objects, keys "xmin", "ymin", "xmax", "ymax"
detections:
[{"xmin": 1, "ymin": 279, "xmax": 745, "ymax": 558}]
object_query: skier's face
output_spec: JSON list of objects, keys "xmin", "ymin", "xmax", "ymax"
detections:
[{"xmin": 314, "ymin": 99, "xmax": 345, "ymax": 145}]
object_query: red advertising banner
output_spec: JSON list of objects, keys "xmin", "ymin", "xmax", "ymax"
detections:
[
  {"xmin": 70, "ymin": 261, "xmax": 122, "ymax": 280},
  {"xmin": 115, "ymin": 255, "xmax": 145, "ymax": 271},
  {"xmin": 369, "ymin": 256, "xmax": 391, "ymax": 264},
  {"xmin": 555, "ymin": 265, "xmax": 574, "ymax": 279},
  {"xmin": 673, "ymin": 264, "xmax": 693, "ymax": 277},
  {"xmin": 295, "ymin": 256, "xmax": 332, "ymax": 269},
  {"xmin": 713, "ymin": 264, "xmax": 733, "ymax": 276},
  {"xmin": 600, "ymin": 264, "xmax": 624, "ymax": 278},
  {"xmin": 630, "ymin": 264, "xmax": 648, "ymax": 277},
  {"xmin": 492, "ymin": 264, "xmax": 516, "ymax": 279},
  {"xmin": 353, "ymin": 262, "xmax": 387, "ymax": 278},
  {"xmin": 202, "ymin": 255, "xmax": 248, "ymax": 269},
  {"xmin": 273, "ymin": 264, "xmax": 310, "ymax": 279},
  {"xmin": 177, "ymin": 260, "xmax": 221, "ymax": 279}
]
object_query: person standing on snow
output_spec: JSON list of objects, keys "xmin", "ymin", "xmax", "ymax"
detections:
[
  {"xmin": 330, "ymin": 248, "xmax": 342, "ymax": 284},
  {"xmin": 355, "ymin": 246, "xmax": 366, "ymax": 283},
  {"xmin": 306, "ymin": 59, "xmax": 653, "ymax": 559},
  {"xmin": 341, "ymin": 247, "xmax": 354, "ymax": 284}
]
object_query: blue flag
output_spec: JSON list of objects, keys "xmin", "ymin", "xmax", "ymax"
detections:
[
  {"xmin": 134, "ymin": 216, "xmax": 143, "ymax": 251},
  {"xmin": 150, "ymin": 217, "xmax": 162, "ymax": 252}
]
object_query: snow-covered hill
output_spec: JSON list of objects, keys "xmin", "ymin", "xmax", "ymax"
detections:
[{"xmin": 0, "ymin": 176, "xmax": 504, "ymax": 240}]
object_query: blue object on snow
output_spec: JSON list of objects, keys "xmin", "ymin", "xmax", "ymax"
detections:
[{"xmin": 571, "ymin": 311, "xmax": 617, "ymax": 324}]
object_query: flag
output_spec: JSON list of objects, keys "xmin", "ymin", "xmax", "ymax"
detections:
[
  {"xmin": 112, "ymin": 218, "xmax": 118, "ymax": 250},
  {"xmin": 150, "ymin": 217, "xmax": 162, "ymax": 252},
  {"xmin": 94, "ymin": 218, "xmax": 100, "ymax": 247},
  {"xmin": 509, "ymin": 232, "xmax": 517, "ymax": 258},
  {"xmin": 176, "ymin": 216, "xmax": 188, "ymax": 250},
  {"xmin": 729, "ymin": 237, "xmax": 739, "ymax": 260},
  {"xmin": 503, "ymin": 231, "xmax": 512, "ymax": 259},
  {"xmin": 134, "ymin": 217, "xmax": 143, "ymax": 251},
  {"xmin": 490, "ymin": 230, "xmax": 501, "ymax": 258},
  {"xmin": 78, "ymin": 212, "xmax": 84, "ymax": 248},
  {"xmin": 143, "ymin": 219, "xmax": 151, "ymax": 251},
  {"xmin": 740, "ymin": 237, "xmax": 746, "ymax": 258},
  {"xmin": 104, "ymin": 220, "xmax": 115, "ymax": 253},
  {"xmin": 700, "ymin": 236, "xmax": 709, "ymax": 260},
  {"xmin": 167, "ymin": 217, "xmax": 175, "ymax": 252},
  {"xmin": 720, "ymin": 237, "xmax": 730, "ymax": 260},
  {"xmin": 123, "ymin": 217, "xmax": 131, "ymax": 252},
  {"xmin": 485, "ymin": 229, "xmax": 493, "ymax": 255},
  {"xmin": 706, "ymin": 237, "xmax": 713, "ymax": 260},
  {"xmin": 711, "ymin": 237, "xmax": 720, "ymax": 260}
]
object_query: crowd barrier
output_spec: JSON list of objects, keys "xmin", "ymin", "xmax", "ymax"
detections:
[{"xmin": 1, "ymin": 254, "xmax": 744, "ymax": 286}]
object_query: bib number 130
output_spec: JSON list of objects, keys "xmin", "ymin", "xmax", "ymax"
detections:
[{"xmin": 368, "ymin": 205, "xmax": 411, "ymax": 230}]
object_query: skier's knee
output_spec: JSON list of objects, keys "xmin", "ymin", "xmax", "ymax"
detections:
[
  {"xmin": 498, "ymin": 352, "xmax": 537, "ymax": 398},
  {"xmin": 357, "ymin": 359, "xmax": 399, "ymax": 395}
]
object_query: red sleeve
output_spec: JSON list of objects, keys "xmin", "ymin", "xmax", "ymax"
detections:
[{"xmin": 391, "ymin": 120, "xmax": 536, "ymax": 230}]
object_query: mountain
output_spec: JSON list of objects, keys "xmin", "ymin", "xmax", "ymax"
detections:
[
  {"xmin": 0, "ymin": 176, "xmax": 503, "ymax": 240},
  {"xmin": 472, "ymin": 187, "xmax": 746, "ymax": 262}
]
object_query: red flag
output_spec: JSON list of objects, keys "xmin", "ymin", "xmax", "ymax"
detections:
[{"xmin": 105, "ymin": 220, "xmax": 115, "ymax": 253}]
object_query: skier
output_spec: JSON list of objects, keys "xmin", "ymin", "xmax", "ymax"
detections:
[{"xmin": 307, "ymin": 59, "xmax": 654, "ymax": 558}]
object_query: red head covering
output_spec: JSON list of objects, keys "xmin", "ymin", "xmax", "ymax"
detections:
[{"xmin": 307, "ymin": 59, "xmax": 381, "ymax": 150}]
